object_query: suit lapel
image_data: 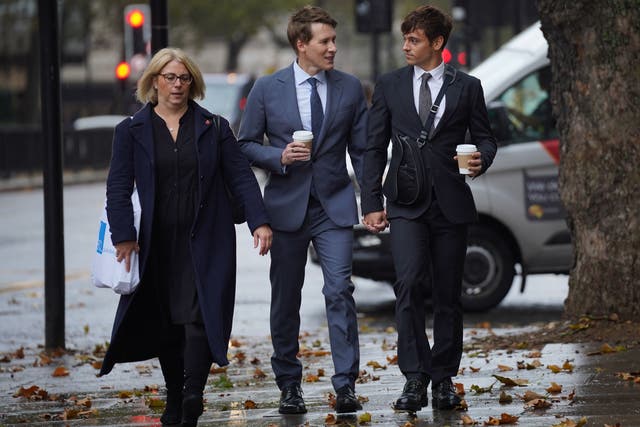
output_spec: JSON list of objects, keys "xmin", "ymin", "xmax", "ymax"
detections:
[
  {"xmin": 278, "ymin": 65, "xmax": 304, "ymax": 133},
  {"xmin": 432, "ymin": 65, "xmax": 461, "ymax": 138},
  {"xmin": 396, "ymin": 66, "xmax": 423, "ymax": 130},
  {"xmin": 316, "ymin": 70, "xmax": 343, "ymax": 153},
  {"xmin": 130, "ymin": 103, "xmax": 154, "ymax": 162}
]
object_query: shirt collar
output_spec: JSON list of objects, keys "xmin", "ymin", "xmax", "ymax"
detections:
[
  {"xmin": 293, "ymin": 60, "xmax": 327, "ymax": 86},
  {"xmin": 413, "ymin": 61, "xmax": 445, "ymax": 82}
]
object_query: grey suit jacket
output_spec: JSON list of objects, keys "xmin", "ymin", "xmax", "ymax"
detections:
[{"xmin": 238, "ymin": 64, "xmax": 368, "ymax": 232}]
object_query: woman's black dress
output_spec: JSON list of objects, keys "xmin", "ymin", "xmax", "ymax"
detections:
[{"xmin": 147, "ymin": 105, "xmax": 202, "ymax": 325}]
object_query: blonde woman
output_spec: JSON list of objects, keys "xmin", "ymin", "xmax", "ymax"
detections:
[{"xmin": 99, "ymin": 47, "xmax": 272, "ymax": 426}]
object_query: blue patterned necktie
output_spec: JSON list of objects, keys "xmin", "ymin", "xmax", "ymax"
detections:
[{"xmin": 308, "ymin": 77, "xmax": 324, "ymax": 137}]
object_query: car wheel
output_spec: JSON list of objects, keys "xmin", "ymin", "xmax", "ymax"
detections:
[{"xmin": 461, "ymin": 226, "xmax": 515, "ymax": 312}]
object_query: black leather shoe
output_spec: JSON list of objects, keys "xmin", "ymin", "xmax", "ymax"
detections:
[
  {"xmin": 394, "ymin": 378, "xmax": 429, "ymax": 412},
  {"xmin": 335, "ymin": 385, "xmax": 362, "ymax": 413},
  {"xmin": 181, "ymin": 393, "xmax": 203, "ymax": 426},
  {"xmin": 160, "ymin": 392, "xmax": 182, "ymax": 425},
  {"xmin": 432, "ymin": 378, "xmax": 462, "ymax": 410},
  {"xmin": 279, "ymin": 383, "xmax": 307, "ymax": 414}
]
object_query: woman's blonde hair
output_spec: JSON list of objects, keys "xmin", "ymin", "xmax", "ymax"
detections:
[{"xmin": 136, "ymin": 47, "xmax": 205, "ymax": 104}]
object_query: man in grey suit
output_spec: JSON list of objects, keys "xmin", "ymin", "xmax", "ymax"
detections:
[{"xmin": 238, "ymin": 5, "xmax": 367, "ymax": 415}]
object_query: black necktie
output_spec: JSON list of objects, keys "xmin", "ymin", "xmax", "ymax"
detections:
[
  {"xmin": 308, "ymin": 77, "xmax": 324, "ymax": 137},
  {"xmin": 419, "ymin": 72, "xmax": 432, "ymax": 126}
]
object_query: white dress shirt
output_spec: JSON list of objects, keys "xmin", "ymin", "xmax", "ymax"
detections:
[
  {"xmin": 413, "ymin": 61, "xmax": 446, "ymax": 129},
  {"xmin": 293, "ymin": 60, "xmax": 327, "ymax": 132}
]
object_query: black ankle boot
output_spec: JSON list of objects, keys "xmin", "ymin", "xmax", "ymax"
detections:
[
  {"xmin": 181, "ymin": 393, "xmax": 203, "ymax": 426},
  {"xmin": 160, "ymin": 391, "xmax": 182, "ymax": 425}
]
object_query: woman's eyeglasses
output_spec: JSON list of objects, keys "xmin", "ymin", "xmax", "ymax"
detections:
[{"xmin": 159, "ymin": 73, "xmax": 193, "ymax": 85}]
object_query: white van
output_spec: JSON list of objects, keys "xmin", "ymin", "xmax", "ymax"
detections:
[{"xmin": 317, "ymin": 22, "xmax": 572, "ymax": 312}]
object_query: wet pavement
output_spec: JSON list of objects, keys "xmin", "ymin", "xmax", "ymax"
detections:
[
  {"xmin": 1, "ymin": 274, "xmax": 639, "ymax": 426},
  {"xmin": 1, "ymin": 182, "xmax": 639, "ymax": 425}
]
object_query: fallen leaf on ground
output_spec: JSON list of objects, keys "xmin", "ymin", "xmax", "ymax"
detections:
[
  {"xmin": 455, "ymin": 382, "xmax": 465, "ymax": 395},
  {"xmin": 387, "ymin": 355, "xmax": 398, "ymax": 364},
  {"xmin": 616, "ymin": 371, "xmax": 640, "ymax": 382},
  {"xmin": 551, "ymin": 417, "xmax": 587, "ymax": 427},
  {"xmin": 519, "ymin": 390, "xmax": 545, "ymax": 402},
  {"xmin": 471, "ymin": 384, "xmax": 494, "ymax": 394},
  {"xmin": 484, "ymin": 413, "xmax": 519, "ymax": 425},
  {"xmin": 524, "ymin": 398, "xmax": 552, "ymax": 409},
  {"xmin": 253, "ymin": 368, "xmax": 266, "ymax": 379},
  {"xmin": 461, "ymin": 414, "xmax": 477, "ymax": 425},
  {"xmin": 317, "ymin": 368, "xmax": 325, "ymax": 377},
  {"xmin": 147, "ymin": 397, "xmax": 165, "ymax": 408},
  {"xmin": 229, "ymin": 338, "xmax": 243, "ymax": 348},
  {"xmin": 63, "ymin": 408, "xmax": 81, "ymax": 420},
  {"xmin": 366, "ymin": 360, "xmax": 387, "ymax": 370},
  {"xmin": 546, "ymin": 382, "xmax": 562, "ymax": 394},
  {"xmin": 498, "ymin": 391, "xmax": 512, "ymax": 403},
  {"xmin": 305, "ymin": 373, "xmax": 320, "ymax": 382},
  {"xmin": 497, "ymin": 364, "xmax": 513, "ymax": 372},
  {"xmin": 244, "ymin": 400, "xmax": 257, "ymax": 409},
  {"xmin": 52, "ymin": 366, "xmax": 69, "ymax": 377},
  {"xmin": 117, "ymin": 391, "xmax": 133, "ymax": 399},
  {"xmin": 492, "ymin": 374, "xmax": 528, "ymax": 386},
  {"xmin": 326, "ymin": 392, "xmax": 336, "ymax": 408},
  {"xmin": 325, "ymin": 413, "xmax": 337, "ymax": 424},
  {"xmin": 358, "ymin": 412, "xmax": 372, "ymax": 423}
]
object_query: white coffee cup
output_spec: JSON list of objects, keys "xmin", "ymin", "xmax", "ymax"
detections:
[
  {"xmin": 292, "ymin": 130, "xmax": 313, "ymax": 150},
  {"xmin": 456, "ymin": 144, "xmax": 477, "ymax": 174}
]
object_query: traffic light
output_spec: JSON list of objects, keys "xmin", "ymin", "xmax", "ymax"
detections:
[
  {"xmin": 123, "ymin": 4, "xmax": 150, "ymax": 68},
  {"xmin": 115, "ymin": 61, "xmax": 131, "ymax": 81},
  {"xmin": 443, "ymin": 33, "xmax": 468, "ymax": 68},
  {"xmin": 355, "ymin": 0, "xmax": 393, "ymax": 33}
]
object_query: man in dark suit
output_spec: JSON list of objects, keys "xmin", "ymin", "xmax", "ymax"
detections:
[
  {"xmin": 238, "ymin": 6, "xmax": 368, "ymax": 415},
  {"xmin": 360, "ymin": 5, "xmax": 497, "ymax": 412}
]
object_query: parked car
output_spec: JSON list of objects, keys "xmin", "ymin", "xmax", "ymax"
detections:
[
  {"xmin": 311, "ymin": 22, "xmax": 572, "ymax": 312},
  {"xmin": 199, "ymin": 73, "xmax": 254, "ymax": 134}
]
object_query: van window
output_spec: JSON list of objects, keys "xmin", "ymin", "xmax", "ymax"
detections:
[{"xmin": 488, "ymin": 66, "xmax": 557, "ymax": 144}]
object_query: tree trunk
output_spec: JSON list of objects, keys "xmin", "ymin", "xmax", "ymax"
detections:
[
  {"xmin": 538, "ymin": 1, "xmax": 640, "ymax": 319},
  {"xmin": 225, "ymin": 33, "xmax": 248, "ymax": 73}
]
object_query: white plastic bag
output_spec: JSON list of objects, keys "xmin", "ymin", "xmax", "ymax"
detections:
[{"xmin": 91, "ymin": 189, "xmax": 141, "ymax": 294}]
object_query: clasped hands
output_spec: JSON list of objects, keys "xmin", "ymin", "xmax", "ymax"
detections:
[{"xmin": 362, "ymin": 211, "xmax": 389, "ymax": 234}]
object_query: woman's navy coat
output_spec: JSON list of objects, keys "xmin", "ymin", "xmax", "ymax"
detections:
[{"xmin": 100, "ymin": 101, "xmax": 269, "ymax": 376}]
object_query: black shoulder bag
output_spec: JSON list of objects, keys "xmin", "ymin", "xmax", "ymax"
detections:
[
  {"xmin": 383, "ymin": 66, "xmax": 456, "ymax": 205},
  {"xmin": 212, "ymin": 115, "xmax": 246, "ymax": 224}
]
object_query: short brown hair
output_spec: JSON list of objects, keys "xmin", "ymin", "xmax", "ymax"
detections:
[
  {"xmin": 287, "ymin": 5, "xmax": 337, "ymax": 53},
  {"xmin": 136, "ymin": 47, "xmax": 205, "ymax": 104},
  {"xmin": 401, "ymin": 5, "xmax": 452, "ymax": 49}
]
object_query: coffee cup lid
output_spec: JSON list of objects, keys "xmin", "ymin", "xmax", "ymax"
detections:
[
  {"xmin": 293, "ymin": 130, "xmax": 313, "ymax": 140},
  {"xmin": 456, "ymin": 144, "xmax": 477, "ymax": 153}
]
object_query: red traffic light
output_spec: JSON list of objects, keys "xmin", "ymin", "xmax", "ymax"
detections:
[
  {"xmin": 442, "ymin": 48, "xmax": 452, "ymax": 64},
  {"xmin": 126, "ymin": 9, "xmax": 145, "ymax": 28},
  {"xmin": 115, "ymin": 61, "xmax": 131, "ymax": 80}
]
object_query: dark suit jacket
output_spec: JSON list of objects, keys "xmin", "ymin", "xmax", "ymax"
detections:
[
  {"xmin": 100, "ymin": 101, "xmax": 269, "ymax": 376},
  {"xmin": 238, "ymin": 64, "xmax": 368, "ymax": 232},
  {"xmin": 361, "ymin": 65, "xmax": 497, "ymax": 223}
]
